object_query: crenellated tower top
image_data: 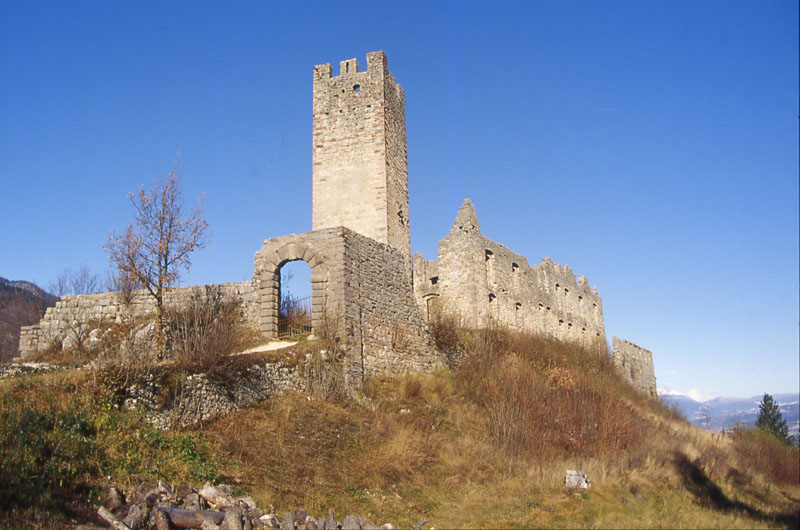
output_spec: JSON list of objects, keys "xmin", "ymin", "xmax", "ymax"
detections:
[{"xmin": 311, "ymin": 51, "xmax": 410, "ymax": 270}]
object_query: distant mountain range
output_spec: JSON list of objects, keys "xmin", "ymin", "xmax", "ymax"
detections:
[
  {"xmin": 0, "ymin": 277, "xmax": 58, "ymax": 362},
  {"xmin": 660, "ymin": 392, "xmax": 799, "ymax": 437}
]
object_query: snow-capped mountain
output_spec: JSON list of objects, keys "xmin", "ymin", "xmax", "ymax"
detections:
[{"xmin": 659, "ymin": 392, "xmax": 799, "ymax": 436}]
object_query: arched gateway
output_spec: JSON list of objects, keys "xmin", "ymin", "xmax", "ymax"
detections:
[
  {"xmin": 253, "ymin": 227, "xmax": 436, "ymax": 383},
  {"xmin": 254, "ymin": 239, "xmax": 328, "ymax": 339}
]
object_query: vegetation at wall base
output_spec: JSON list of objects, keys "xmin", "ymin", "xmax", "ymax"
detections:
[{"xmin": 1, "ymin": 326, "xmax": 798, "ymax": 528}]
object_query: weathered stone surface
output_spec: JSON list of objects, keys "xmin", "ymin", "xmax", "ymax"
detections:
[
  {"xmin": 106, "ymin": 486, "xmax": 126, "ymax": 511},
  {"xmin": 565, "ymin": 470, "xmax": 592, "ymax": 489},
  {"xmin": 279, "ymin": 512, "xmax": 294, "ymax": 530},
  {"xmin": 413, "ymin": 199, "xmax": 607, "ymax": 349},
  {"xmin": 341, "ymin": 515, "xmax": 363, "ymax": 530},
  {"xmin": 0, "ymin": 361, "xmax": 65, "ymax": 379},
  {"xmin": 125, "ymin": 360, "xmax": 305, "ymax": 430},
  {"xmin": 122, "ymin": 503, "xmax": 149, "ymax": 530},
  {"xmin": 18, "ymin": 282, "xmax": 259, "ymax": 358},
  {"xmin": 220, "ymin": 508, "xmax": 244, "ymax": 530},
  {"xmin": 612, "ymin": 337, "xmax": 657, "ymax": 399},
  {"xmin": 254, "ymin": 227, "xmax": 441, "ymax": 387},
  {"xmin": 312, "ymin": 51, "xmax": 411, "ymax": 274},
  {"xmin": 89, "ymin": 481, "xmax": 411, "ymax": 530}
]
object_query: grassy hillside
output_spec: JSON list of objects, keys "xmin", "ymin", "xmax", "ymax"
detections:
[{"xmin": 0, "ymin": 325, "xmax": 797, "ymax": 529}]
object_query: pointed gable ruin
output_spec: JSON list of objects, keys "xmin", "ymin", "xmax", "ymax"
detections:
[{"xmin": 413, "ymin": 199, "xmax": 606, "ymax": 348}]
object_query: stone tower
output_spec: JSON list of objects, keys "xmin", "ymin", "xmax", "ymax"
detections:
[{"xmin": 312, "ymin": 51, "xmax": 411, "ymax": 269}]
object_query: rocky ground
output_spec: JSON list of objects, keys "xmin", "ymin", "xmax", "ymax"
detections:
[{"xmin": 79, "ymin": 481, "xmax": 425, "ymax": 530}]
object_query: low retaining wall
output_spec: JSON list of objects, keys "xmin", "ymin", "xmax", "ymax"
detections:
[{"xmin": 125, "ymin": 357, "xmax": 306, "ymax": 429}]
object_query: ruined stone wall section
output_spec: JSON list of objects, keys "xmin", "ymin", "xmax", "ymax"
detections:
[
  {"xmin": 254, "ymin": 229, "xmax": 340, "ymax": 340},
  {"xmin": 125, "ymin": 359, "xmax": 305, "ymax": 429},
  {"xmin": 341, "ymin": 230, "xmax": 434, "ymax": 378},
  {"xmin": 18, "ymin": 281, "xmax": 259, "ymax": 357},
  {"xmin": 612, "ymin": 337, "xmax": 657, "ymax": 399},
  {"xmin": 255, "ymin": 228, "xmax": 362, "ymax": 384},
  {"xmin": 412, "ymin": 253, "xmax": 440, "ymax": 320},
  {"xmin": 255, "ymin": 227, "xmax": 440, "ymax": 387},
  {"xmin": 312, "ymin": 51, "xmax": 410, "ymax": 271},
  {"xmin": 423, "ymin": 200, "xmax": 606, "ymax": 347}
]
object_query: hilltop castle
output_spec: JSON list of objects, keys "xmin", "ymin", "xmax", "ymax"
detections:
[{"xmin": 19, "ymin": 51, "xmax": 657, "ymax": 398}]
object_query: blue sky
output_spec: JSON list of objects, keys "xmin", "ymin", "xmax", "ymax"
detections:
[{"xmin": 1, "ymin": 1, "xmax": 797, "ymax": 399}]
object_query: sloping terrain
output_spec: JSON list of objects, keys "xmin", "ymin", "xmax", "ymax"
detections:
[
  {"xmin": 0, "ymin": 327, "xmax": 797, "ymax": 529},
  {"xmin": 0, "ymin": 277, "xmax": 57, "ymax": 362}
]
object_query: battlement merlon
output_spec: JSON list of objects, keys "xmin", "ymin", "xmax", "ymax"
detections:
[{"xmin": 313, "ymin": 51, "xmax": 393, "ymax": 81}]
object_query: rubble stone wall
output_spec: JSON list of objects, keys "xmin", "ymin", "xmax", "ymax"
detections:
[
  {"xmin": 18, "ymin": 281, "xmax": 259, "ymax": 357},
  {"xmin": 125, "ymin": 359, "xmax": 305, "ymax": 429},
  {"xmin": 612, "ymin": 337, "xmax": 657, "ymax": 399},
  {"xmin": 255, "ymin": 226, "xmax": 439, "ymax": 387},
  {"xmin": 413, "ymin": 200, "xmax": 606, "ymax": 348}
]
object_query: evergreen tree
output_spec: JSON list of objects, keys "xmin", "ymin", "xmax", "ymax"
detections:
[{"xmin": 755, "ymin": 393, "xmax": 790, "ymax": 445}]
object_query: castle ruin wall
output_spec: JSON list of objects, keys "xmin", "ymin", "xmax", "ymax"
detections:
[
  {"xmin": 414, "ymin": 200, "xmax": 606, "ymax": 348},
  {"xmin": 612, "ymin": 337, "xmax": 657, "ymax": 399},
  {"xmin": 18, "ymin": 281, "xmax": 259, "ymax": 357},
  {"xmin": 255, "ymin": 226, "xmax": 440, "ymax": 387}
]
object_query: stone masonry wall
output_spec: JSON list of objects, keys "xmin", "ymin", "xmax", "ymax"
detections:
[
  {"xmin": 125, "ymin": 358, "xmax": 305, "ymax": 429},
  {"xmin": 341, "ymin": 229, "xmax": 434, "ymax": 378},
  {"xmin": 612, "ymin": 337, "xmax": 657, "ymax": 399},
  {"xmin": 254, "ymin": 226, "xmax": 439, "ymax": 388},
  {"xmin": 18, "ymin": 281, "xmax": 259, "ymax": 357},
  {"xmin": 312, "ymin": 51, "xmax": 411, "ymax": 273},
  {"xmin": 414, "ymin": 200, "xmax": 606, "ymax": 348}
]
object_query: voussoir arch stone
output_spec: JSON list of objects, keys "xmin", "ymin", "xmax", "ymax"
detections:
[{"xmin": 255, "ymin": 235, "xmax": 332, "ymax": 338}]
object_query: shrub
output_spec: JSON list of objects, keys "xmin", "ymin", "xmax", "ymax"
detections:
[
  {"xmin": 729, "ymin": 426, "xmax": 800, "ymax": 485},
  {"xmin": 165, "ymin": 286, "xmax": 251, "ymax": 374},
  {"xmin": 0, "ymin": 371, "xmax": 222, "ymax": 521},
  {"xmin": 458, "ymin": 326, "xmax": 647, "ymax": 461},
  {"xmin": 428, "ymin": 306, "xmax": 467, "ymax": 366},
  {"xmin": 0, "ymin": 379, "xmax": 97, "ymax": 509},
  {"xmin": 304, "ymin": 351, "xmax": 348, "ymax": 402}
]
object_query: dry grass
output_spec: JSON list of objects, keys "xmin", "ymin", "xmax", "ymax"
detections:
[
  {"xmin": 201, "ymin": 326, "xmax": 799, "ymax": 528},
  {"xmin": 455, "ymin": 326, "xmax": 652, "ymax": 463},
  {"xmin": 3, "ymin": 323, "xmax": 798, "ymax": 528},
  {"xmin": 201, "ymin": 364, "xmax": 799, "ymax": 528},
  {"xmin": 728, "ymin": 427, "xmax": 800, "ymax": 485}
]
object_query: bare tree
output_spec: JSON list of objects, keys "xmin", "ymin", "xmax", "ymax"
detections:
[
  {"xmin": 49, "ymin": 265, "xmax": 101, "ymax": 297},
  {"xmin": 104, "ymin": 268, "xmax": 140, "ymax": 306},
  {"xmin": 105, "ymin": 157, "xmax": 209, "ymax": 351}
]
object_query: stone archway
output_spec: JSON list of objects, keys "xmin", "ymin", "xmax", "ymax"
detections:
[
  {"xmin": 422, "ymin": 293, "xmax": 440, "ymax": 321},
  {"xmin": 255, "ymin": 241, "xmax": 328, "ymax": 339}
]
